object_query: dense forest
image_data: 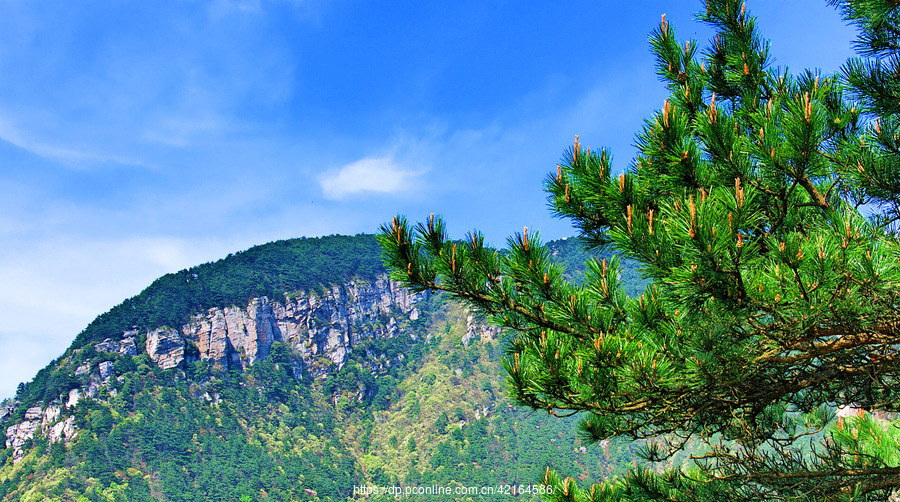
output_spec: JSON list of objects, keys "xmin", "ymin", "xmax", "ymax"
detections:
[{"xmin": 0, "ymin": 234, "xmax": 647, "ymax": 501}]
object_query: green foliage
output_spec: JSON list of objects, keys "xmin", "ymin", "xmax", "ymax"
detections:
[
  {"xmin": 2, "ymin": 232, "xmax": 647, "ymax": 502},
  {"xmin": 12, "ymin": 234, "xmax": 387, "ymax": 407},
  {"xmin": 829, "ymin": 411, "xmax": 900, "ymax": 470},
  {"xmin": 2, "ymin": 365, "xmax": 366, "ymax": 501},
  {"xmin": 545, "ymin": 238, "xmax": 646, "ymax": 296},
  {"xmin": 345, "ymin": 302, "xmax": 651, "ymax": 502},
  {"xmin": 379, "ymin": 0, "xmax": 900, "ymax": 500},
  {"xmin": 75, "ymin": 234, "xmax": 386, "ymax": 348}
]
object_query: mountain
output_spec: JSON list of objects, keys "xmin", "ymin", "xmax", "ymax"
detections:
[{"xmin": 0, "ymin": 234, "xmax": 646, "ymax": 501}]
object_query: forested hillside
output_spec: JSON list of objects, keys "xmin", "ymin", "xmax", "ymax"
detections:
[
  {"xmin": 75, "ymin": 234, "xmax": 386, "ymax": 346},
  {"xmin": 0, "ymin": 234, "xmax": 645, "ymax": 501}
]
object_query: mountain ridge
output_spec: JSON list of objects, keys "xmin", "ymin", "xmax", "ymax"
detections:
[
  {"xmin": 11, "ymin": 234, "xmax": 387, "ymax": 408},
  {"xmin": 0, "ymin": 233, "xmax": 646, "ymax": 501},
  {"xmin": 74, "ymin": 234, "xmax": 386, "ymax": 347}
]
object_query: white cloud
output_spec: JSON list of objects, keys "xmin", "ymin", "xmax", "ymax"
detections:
[{"xmin": 319, "ymin": 156, "xmax": 422, "ymax": 199}]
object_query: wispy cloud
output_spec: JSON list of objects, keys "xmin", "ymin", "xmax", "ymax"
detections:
[
  {"xmin": 0, "ymin": 116, "xmax": 150, "ymax": 168},
  {"xmin": 319, "ymin": 156, "xmax": 423, "ymax": 199}
]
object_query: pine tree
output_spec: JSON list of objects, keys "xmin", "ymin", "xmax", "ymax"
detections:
[{"xmin": 379, "ymin": 0, "xmax": 900, "ymax": 500}]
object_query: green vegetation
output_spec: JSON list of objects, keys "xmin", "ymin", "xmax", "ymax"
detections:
[
  {"xmin": 76, "ymin": 234, "xmax": 386, "ymax": 347},
  {"xmin": 350, "ymin": 301, "xmax": 644, "ymax": 499},
  {"xmin": 2, "ymin": 357, "xmax": 360, "ymax": 501},
  {"xmin": 1, "ymin": 234, "xmax": 653, "ymax": 501},
  {"xmin": 380, "ymin": 0, "xmax": 900, "ymax": 500},
  {"xmin": 545, "ymin": 238, "xmax": 646, "ymax": 295},
  {"xmin": 13, "ymin": 234, "xmax": 386, "ymax": 408}
]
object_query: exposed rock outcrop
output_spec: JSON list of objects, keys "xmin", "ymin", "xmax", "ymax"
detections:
[
  {"xmin": 95, "ymin": 333, "xmax": 138, "ymax": 357},
  {"xmin": 4, "ymin": 275, "xmax": 427, "ymax": 464},
  {"xmin": 462, "ymin": 312, "xmax": 502, "ymax": 346},
  {"xmin": 67, "ymin": 388, "xmax": 81, "ymax": 408},
  {"xmin": 148, "ymin": 275, "xmax": 428, "ymax": 376},
  {"xmin": 98, "ymin": 361, "xmax": 115, "ymax": 380},
  {"xmin": 48, "ymin": 416, "xmax": 75, "ymax": 444},
  {"xmin": 5, "ymin": 420, "xmax": 38, "ymax": 462},
  {"xmin": 5, "ymin": 405, "xmax": 76, "ymax": 463},
  {"xmin": 146, "ymin": 327, "xmax": 185, "ymax": 370},
  {"xmin": 0, "ymin": 403, "xmax": 13, "ymax": 422},
  {"xmin": 183, "ymin": 297, "xmax": 281, "ymax": 370},
  {"xmin": 24, "ymin": 406, "xmax": 42, "ymax": 420}
]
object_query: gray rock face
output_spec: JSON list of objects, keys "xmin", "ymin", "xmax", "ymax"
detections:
[
  {"xmin": 183, "ymin": 297, "xmax": 282, "ymax": 370},
  {"xmin": 24, "ymin": 406, "xmax": 42, "ymax": 420},
  {"xmin": 6, "ymin": 420, "xmax": 38, "ymax": 461},
  {"xmin": 0, "ymin": 403, "xmax": 13, "ymax": 422},
  {"xmin": 118, "ymin": 337, "xmax": 138, "ymax": 357},
  {"xmin": 41, "ymin": 405, "xmax": 60, "ymax": 427},
  {"xmin": 95, "ymin": 334, "xmax": 138, "ymax": 357},
  {"xmin": 47, "ymin": 416, "xmax": 75, "ymax": 444},
  {"xmin": 166, "ymin": 275, "xmax": 427, "ymax": 376},
  {"xmin": 462, "ymin": 312, "xmax": 502, "ymax": 346},
  {"xmin": 99, "ymin": 361, "xmax": 115, "ymax": 380},
  {"xmin": 67, "ymin": 388, "xmax": 81, "ymax": 408},
  {"xmin": 5, "ymin": 405, "xmax": 75, "ymax": 463},
  {"xmin": 3, "ymin": 276, "xmax": 429, "ymax": 464},
  {"xmin": 146, "ymin": 327, "xmax": 185, "ymax": 370}
]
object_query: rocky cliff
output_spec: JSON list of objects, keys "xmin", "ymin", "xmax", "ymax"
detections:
[
  {"xmin": 165, "ymin": 275, "xmax": 425, "ymax": 376},
  {"xmin": 4, "ymin": 406, "xmax": 75, "ymax": 463},
  {"xmin": 2, "ymin": 275, "xmax": 426, "ymax": 463}
]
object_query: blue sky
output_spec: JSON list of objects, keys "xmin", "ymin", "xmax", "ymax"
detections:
[{"xmin": 0, "ymin": 0, "xmax": 856, "ymax": 399}]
